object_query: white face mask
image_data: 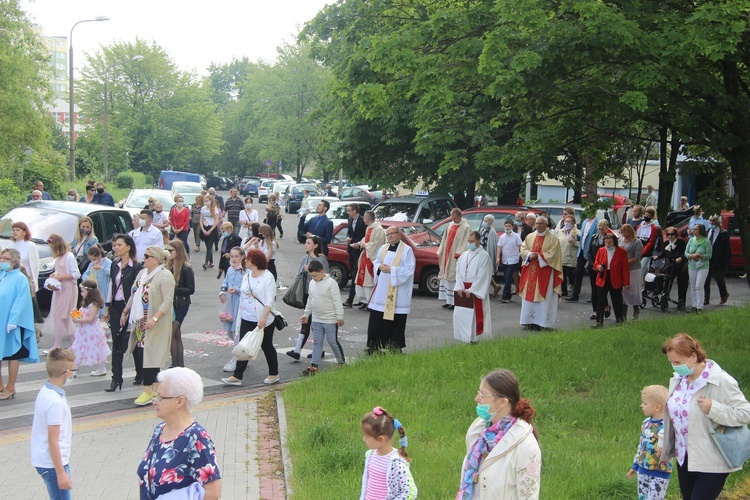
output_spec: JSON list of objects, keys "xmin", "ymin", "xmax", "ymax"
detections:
[
  {"xmin": 67, "ymin": 195, "xmax": 75, "ymax": 201},
  {"xmin": 138, "ymin": 218, "xmax": 148, "ymax": 228},
  {"xmin": 245, "ymin": 204, "xmax": 253, "ymax": 209},
  {"xmin": 176, "ymin": 202, "xmax": 184, "ymax": 208}
]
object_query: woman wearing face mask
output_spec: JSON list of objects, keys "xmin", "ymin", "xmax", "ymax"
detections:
[
  {"xmin": 217, "ymin": 222, "xmax": 242, "ymax": 280},
  {"xmin": 592, "ymin": 233, "xmax": 629, "ymax": 328},
  {"xmin": 556, "ymin": 214, "xmax": 579, "ymax": 298},
  {"xmin": 200, "ymin": 195, "xmax": 222, "ymax": 270},
  {"xmin": 238, "ymin": 197, "xmax": 259, "ymax": 240},
  {"xmin": 685, "ymin": 224, "xmax": 712, "ymax": 313},
  {"xmin": 458, "ymin": 369, "xmax": 541, "ymax": 499},
  {"xmin": 66, "ymin": 189, "xmax": 79, "ymax": 202},
  {"xmin": 190, "ymin": 195, "xmax": 204, "ymax": 253},
  {"xmin": 81, "ymin": 245, "xmax": 112, "ymax": 318},
  {"xmin": 656, "ymin": 226, "xmax": 688, "ymax": 310},
  {"xmin": 618, "ymin": 224, "xmax": 643, "ymax": 319},
  {"xmin": 71, "ymin": 217, "xmax": 99, "ymax": 259},
  {"xmin": 169, "ymin": 195, "xmax": 191, "ymax": 254},
  {"xmin": 660, "ymin": 333, "xmax": 750, "ymax": 499}
]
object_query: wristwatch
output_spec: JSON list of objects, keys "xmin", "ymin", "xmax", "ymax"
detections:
[{"xmin": 152, "ymin": 316, "xmax": 159, "ymax": 322}]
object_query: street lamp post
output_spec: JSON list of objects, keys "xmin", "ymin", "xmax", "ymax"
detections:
[
  {"xmin": 103, "ymin": 55, "xmax": 142, "ymax": 181},
  {"xmin": 68, "ymin": 16, "xmax": 109, "ymax": 182}
]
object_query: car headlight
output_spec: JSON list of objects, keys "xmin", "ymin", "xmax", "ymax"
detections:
[{"xmin": 39, "ymin": 257, "xmax": 55, "ymax": 274}]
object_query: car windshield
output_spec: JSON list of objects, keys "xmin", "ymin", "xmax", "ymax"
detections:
[
  {"xmin": 0, "ymin": 207, "xmax": 79, "ymax": 242},
  {"xmin": 172, "ymin": 183, "xmax": 202, "ymax": 194},
  {"xmin": 330, "ymin": 205, "xmax": 349, "ymax": 219},
  {"xmin": 245, "ymin": 179, "xmax": 261, "ymax": 186},
  {"xmin": 373, "ymin": 202, "xmax": 418, "ymax": 221},
  {"xmin": 398, "ymin": 225, "xmax": 441, "ymax": 247},
  {"xmin": 125, "ymin": 192, "xmax": 175, "ymax": 209}
]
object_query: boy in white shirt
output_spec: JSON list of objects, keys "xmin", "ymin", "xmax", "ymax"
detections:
[
  {"xmin": 299, "ymin": 260, "xmax": 346, "ymax": 375},
  {"xmin": 497, "ymin": 219, "xmax": 523, "ymax": 303},
  {"xmin": 31, "ymin": 348, "xmax": 76, "ymax": 499}
]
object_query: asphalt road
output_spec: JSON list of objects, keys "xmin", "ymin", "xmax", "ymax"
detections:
[{"xmin": 3, "ymin": 189, "xmax": 748, "ymax": 430}]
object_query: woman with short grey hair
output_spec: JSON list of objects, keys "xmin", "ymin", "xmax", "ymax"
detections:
[{"xmin": 137, "ymin": 367, "xmax": 222, "ymax": 499}]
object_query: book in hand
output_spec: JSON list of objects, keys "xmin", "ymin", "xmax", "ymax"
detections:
[{"xmin": 454, "ymin": 291, "xmax": 475, "ymax": 309}]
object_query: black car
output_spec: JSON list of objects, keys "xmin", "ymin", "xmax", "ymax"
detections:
[
  {"xmin": 0, "ymin": 201, "xmax": 134, "ymax": 310},
  {"xmin": 207, "ymin": 176, "xmax": 233, "ymax": 190}
]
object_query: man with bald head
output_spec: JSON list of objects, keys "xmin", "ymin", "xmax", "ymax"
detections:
[{"xmin": 27, "ymin": 181, "xmax": 51, "ymax": 201}]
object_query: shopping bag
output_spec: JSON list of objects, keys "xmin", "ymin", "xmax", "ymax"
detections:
[
  {"xmin": 218, "ymin": 300, "xmax": 235, "ymax": 340},
  {"xmin": 282, "ymin": 272, "xmax": 306, "ymax": 309},
  {"xmin": 232, "ymin": 326, "xmax": 263, "ymax": 361}
]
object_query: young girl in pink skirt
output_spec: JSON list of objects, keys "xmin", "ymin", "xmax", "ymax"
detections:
[{"xmin": 70, "ymin": 279, "xmax": 111, "ymax": 377}]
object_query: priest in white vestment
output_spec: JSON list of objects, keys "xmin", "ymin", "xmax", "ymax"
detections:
[
  {"xmin": 437, "ymin": 208, "xmax": 471, "ymax": 308},
  {"xmin": 367, "ymin": 226, "xmax": 416, "ymax": 354},
  {"xmin": 453, "ymin": 231, "xmax": 493, "ymax": 343},
  {"xmin": 355, "ymin": 211, "xmax": 386, "ymax": 308},
  {"xmin": 519, "ymin": 216, "xmax": 564, "ymax": 330}
]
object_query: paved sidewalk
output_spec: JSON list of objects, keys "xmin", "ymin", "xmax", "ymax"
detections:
[{"xmin": 0, "ymin": 389, "xmax": 284, "ymax": 499}]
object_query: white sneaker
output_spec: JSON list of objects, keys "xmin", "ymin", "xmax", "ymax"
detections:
[
  {"xmin": 221, "ymin": 377, "xmax": 242, "ymax": 386},
  {"xmin": 90, "ymin": 368, "xmax": 107, "ymax": 377},
  {"xmin": 263, "ymin": 375, "xmax": 280, "ymax": 385},
  {"xmin": 223, "ymin": 360, "xmax": 237, "ymax": 372}
]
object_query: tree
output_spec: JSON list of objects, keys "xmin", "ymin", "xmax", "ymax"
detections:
[{"xmin": 78, "ymin": 39, "xmax": 222, "ymax": 180}]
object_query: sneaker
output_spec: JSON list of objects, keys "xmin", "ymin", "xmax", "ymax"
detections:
[
  {"xmin": 500, "ymin": 298, "xmax": 509, "ymax": 303},
  {"xmin": 134, "ymin": 391, "xmax": 156, "ymax": 406},
  {"xmin": 263, "ymin": 375, "xmax": 280, "ymax": 384},
  {"xmin": 208, "ymin": 263, "xmax": 215, "ymax": 269},
  {"xmin": 301, "ymin": 366, "xmax": 318, "ymax": 377},
  {"xmin": 221, "ymin": 377, "xmax": 242, "ymax": 386},
  {"xmin": 307, "ymin": 351, "xmax": 325, "ymax": 359},
  {"xmin": 90, "ymin": 368, "xmax": 107, "ymax": 377},
  {"xmin": 223, "ymin": 360, "xmax": 237, "ymax": 372},
  {"xmin": 286, "ymin": 350, "xmax": 301, "ymax": 361}
]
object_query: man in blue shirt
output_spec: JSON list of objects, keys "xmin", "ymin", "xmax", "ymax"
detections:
[
  {"xmin": 92, "ymin": 182, "xmax": 115, "ymax": 206},
  {"xmin": 305, "ymin": 200, "xmax": 333, "ymax": 255}
]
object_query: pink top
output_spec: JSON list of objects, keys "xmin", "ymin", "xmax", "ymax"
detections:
[
  {"xmin": 667, "ymin": 360, "xmax": 713, "ymax": 465},
  {"xmin": 365, "ymin": 449, "xmax": 396, "ymax": 499}
]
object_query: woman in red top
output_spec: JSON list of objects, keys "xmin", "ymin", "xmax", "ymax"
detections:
[
  {"xmin": 592, "ymin": 233, "xmax": 630, "ymax": 328},
  {"xmin": 170, "ymin": 195, "xmax": 192, "ymax": 255}
]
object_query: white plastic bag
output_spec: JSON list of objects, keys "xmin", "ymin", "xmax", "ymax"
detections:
[{"xmin": 232, "ymin": 326, "xmax": 263, "ymax": 361}]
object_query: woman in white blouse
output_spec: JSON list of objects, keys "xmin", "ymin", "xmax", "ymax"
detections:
[
  {"xmin": 238, "ymin": 197, "xmax": 259, "ymax": 239},
  {"xmin": 43, "ymin": 234, "xmax": 81, "ymax": 351},
  {"xmin": 200, "ymin": 195, "xmax": 222, "ymax": 270},
  {"xmin": 9, "ymin": 222, "xmax": 39, "ymax": 292},
  {"xmin": 220, "ymin": 248, "xmax": 280, "ymax": 386}
]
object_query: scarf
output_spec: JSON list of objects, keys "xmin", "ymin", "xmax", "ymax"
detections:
[
  {"xmin": 456, "ymin": 416, "xmax": 516, "ymax": 500},
  {"xmin": 128, "ymin": 265, "xmax": 164, "ymax": 328}
]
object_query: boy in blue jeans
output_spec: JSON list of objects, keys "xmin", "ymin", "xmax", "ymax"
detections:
[
  {"xmin": 627, "ymin": 384, "xmax": 672, "ymax": 499},
  {"xmin": 299, "ymin": 260, "xmax": 346, "ymax": 375},
  {"xmin": 31, "ymin": 348, "xmax": 76, "ymax": 499}
]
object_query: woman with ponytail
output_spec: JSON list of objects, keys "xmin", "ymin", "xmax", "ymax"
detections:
[{"xmin": 457, "ymin": 369, "xmax": 541, "ymax": 499}]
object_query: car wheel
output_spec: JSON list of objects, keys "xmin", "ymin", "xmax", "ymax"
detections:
[
  {"xmin": 419, "ymin": 267, "xmax": 440, "ymax": 296},
  {"xmin": 328, "ymin": 262, "xmax": 348, "ymax": 289}
]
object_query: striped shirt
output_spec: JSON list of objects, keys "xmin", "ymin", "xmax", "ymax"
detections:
[{"xmin": 365, "ymin": 449, "xmax": 397, "ymax": 499}]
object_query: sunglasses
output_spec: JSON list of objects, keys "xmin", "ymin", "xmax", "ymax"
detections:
[
  {"xmin": 143, "ymin": 254, "xmax": 153, "ymax": 260},
  {"xmin": 666, "ymin": 232, "xmax": 676, "ymax": 236}
]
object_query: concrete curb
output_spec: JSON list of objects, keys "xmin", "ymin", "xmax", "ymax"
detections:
[{"xmin": 275, "ymin": 390, "xmax": 293, "ymax": 499}]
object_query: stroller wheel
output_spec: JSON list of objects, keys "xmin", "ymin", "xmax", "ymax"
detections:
[
  {"xmin": 641, "ymin": 294, "xmax": 647, "ymax": 309},
  {"xmin": 660, "ymin": 296, "xmax": 669, "ymax": 311},
  {"xmin": 652, "ymin": 296, "xmax": 659, "ymax": 308}
]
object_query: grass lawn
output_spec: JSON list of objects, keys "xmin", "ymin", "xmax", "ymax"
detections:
[{"xmin": 282, "ymin": 306, "xmax": 750, "ymax": 499}]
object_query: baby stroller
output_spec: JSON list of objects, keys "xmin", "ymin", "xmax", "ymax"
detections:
[{"xmin": 641, "ymin": 256, "xmax": 685, "ymax": 312}]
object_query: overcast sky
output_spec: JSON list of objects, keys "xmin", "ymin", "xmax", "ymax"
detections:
[{"xmin": 21, "ymin": 0, "xmax": 332, "ymax": 75}]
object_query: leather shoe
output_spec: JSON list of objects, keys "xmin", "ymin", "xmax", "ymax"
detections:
[
  {"xmin": 564, "ymin": 296, "xmax": 579, "ymax": 302},
  {"xmin": 342, "ymin": 301, "xmax": 353, "ymax": 308},
  {"xmin": 704, "ymin": 299, "xmax": 709, "ymax": 306},
  {"xmin": 133, "ymin": 376, "xmax": 143, "ymax": 385},
  {"xmin": 358, "ymin": 303, "xmax": 368, "ymax": 310},
  {"xmin": 720, "ymin": 293, "xmax": 729, "ymax": 305}
]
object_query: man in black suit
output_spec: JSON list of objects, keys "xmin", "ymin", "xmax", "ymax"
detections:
[
  {"xmin": 704, "ymin": 214, "xmax": 731, "ymax": 305},
  {"xmin": 343, "ymin": 203, "xmax": 366, "ymax": 307}
]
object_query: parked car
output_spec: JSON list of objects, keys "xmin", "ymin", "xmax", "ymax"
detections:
[
  {"xmin": 240, "ymin": 177, "xmax": 261, "ymax": 197},
  {"xmin": 672, "ymin": 210, "xmax": 744, "ymax": 272},
  {"xmin": 119, "ymin": 189, "xmax": 175, "ymax": 217},
  {"xmin": 171, "ymin": 181, "xmax": 204, "ymax": 206},
  {"xmin": 430, "ymin": 206, "xmax": 545, "ymax": 238},
  {"xmin": 158, "ymin": 170, "xmax": 206, "ymax": 190},
  {"xmin": 294, "ymin": 196, "xmax": 341, "ymax": 242},
  {"xmin": 207, "ymin": 175, "xmax": 232, "ymax": 190},
  {"xmin": 372, "ymin": 195, "xmax": 457, "ymax": 225},
  {"xmin": 568, "ymin": 193, "xmax": 627, "ymax": 213},
  {"xmin": 0, "ymin": 201, "xmax": 134, "ymax": 310},
  {"xmin": 339, "ymin": 185, "xmax": 381, "ymax": 204},
  {"xmin": 326, "ymin": 221, "xmax": 442, "ymax": 295},
  {"xmin": 285, "ymin": 183, "xmax": 320, "ymax": 214},
  {"xmin": 259, "ymin": 180, "xmax": 293, "ymax": 203}
]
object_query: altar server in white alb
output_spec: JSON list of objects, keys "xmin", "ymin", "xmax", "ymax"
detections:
[
  {"xmin": 354, "ymin": 211, "xmax": 386, "ymax": 308},
  {"xmin": 519, "ymin": 216, "xmax": 564, "ymax": 330},
  {"xmin": 366, "ymin": 227, "xmax": 416, "ymax": 354},
  {"xmin": 437, "ymin": 208, "xmax": 471, "ymax": 309},
  {"xmin": 453, "ymin": 231, "xmax": 493, "ymax": 343}
]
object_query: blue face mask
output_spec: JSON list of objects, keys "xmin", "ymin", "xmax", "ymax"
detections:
[
  {"xmin": 481, "ymin": 222, "xmax": 488, "ymax": 229},
  {"xmin": 515, "ymin": 220, "xmax": 523, "ymax": 227},
  {"xmin": 467, "ymin": 243, "xmax": 478, "ymax": 251},
  {"xmin": 672, "ymin": 363, "xmax": 694, "ymax": 377},
  {"xmin": 222, "ymin": 231, "xmax": 230, "ymax": 238},
  {"xmin": 709, "ymin": 224, "xmax": 717, "ymax": 230},
  {"xmin": 0, "ymin": 262, "xmax": 10, "ymax": 272},
  {"xmin": 476, "ymin": 403, "xmax": 496, "ymax": 423}
]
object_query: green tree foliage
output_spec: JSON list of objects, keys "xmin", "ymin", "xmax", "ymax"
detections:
[
  {"xmin": 77, "ymin": 39, "xmax": 222, "ymax": 180},
  {"xmin": 236, "ymin": 43, "xmax": 330, "ymax": 181}
]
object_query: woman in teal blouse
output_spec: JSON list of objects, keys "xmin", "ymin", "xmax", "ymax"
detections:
[{"xmin": 684, "ymin": 224, "xmax": 712, "ymax": 312}]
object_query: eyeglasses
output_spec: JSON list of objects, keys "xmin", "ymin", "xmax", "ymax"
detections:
[
  {"xmin": 666, "ymin": 232, "xmax": 676, "ymax": 236},
  {"xmin": 154, "ymin": 394, "xmax": 180, "ymax": 402},
  {"xmin": 477, "ymin": 390, "xmax": 496, "ymax": 400},
  {"xmin": 143, "ymin": 254, "xmax": 153, "ymax": 260}
]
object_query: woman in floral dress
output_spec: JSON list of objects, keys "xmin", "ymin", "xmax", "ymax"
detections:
[{"xmin": 137, "ymin": 367, "xmax": 222, "ymax": 499}]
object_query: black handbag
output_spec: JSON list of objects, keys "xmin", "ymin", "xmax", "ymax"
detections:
[
  {"xmin": 247, "ymin": 279, "xmax": 287, "ymax": 331},
  {"xmin": 283, "ymin": 272, "xmax": 306, "ymax": 309}
]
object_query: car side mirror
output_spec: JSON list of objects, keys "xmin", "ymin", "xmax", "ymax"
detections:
[{"xmin": 422, "ymin": 218, "xmax": 433, "ymax": 224}]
